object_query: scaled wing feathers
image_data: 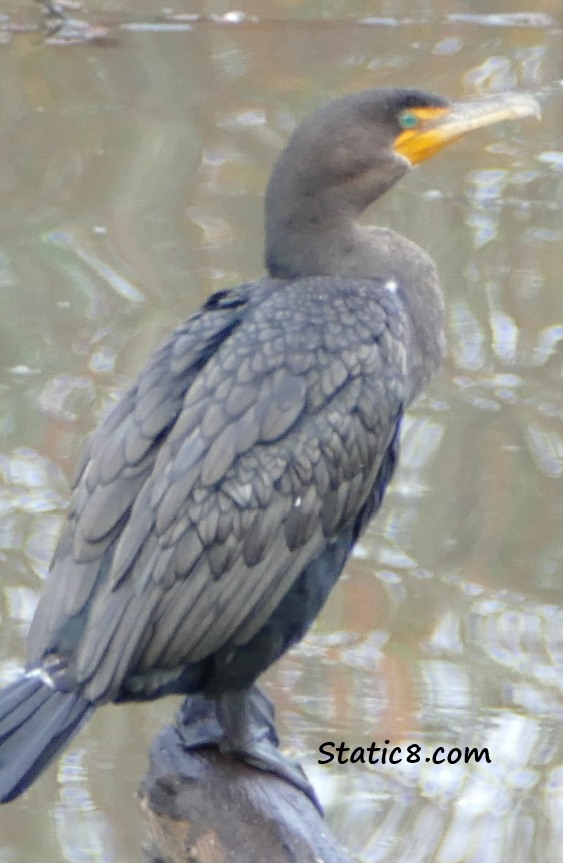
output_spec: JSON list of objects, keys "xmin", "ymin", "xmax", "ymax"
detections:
[{"xmin": 28, "ymin": 277, "xmax": 408, "ymax": 701}]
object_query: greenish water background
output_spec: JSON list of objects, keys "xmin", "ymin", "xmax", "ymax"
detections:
[{"xmin": 0, "ymin": 1, "xmax": 561, "ymax": 860}]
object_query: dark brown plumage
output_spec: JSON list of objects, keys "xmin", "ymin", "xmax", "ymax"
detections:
[{"xmin": 0, "ymin": 87, "xmax": 539, "ymax": 802}]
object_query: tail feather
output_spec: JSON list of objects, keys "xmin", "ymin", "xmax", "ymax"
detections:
[
  {"xmin": 0, "ymin": 675, "xmax": 92, "ymax": 802},
  {"xmin": 0, "ymin": 677, "xmax": 51, "ymax": 737}
]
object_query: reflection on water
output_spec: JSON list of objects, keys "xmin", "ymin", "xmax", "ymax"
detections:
[
  {"xmin": 0, "ymin": 1, "xmax": 562, "ymax": 861},
  {"xmin": 54, "ymin": 751, "xmax": 115, "ymax": 863}
]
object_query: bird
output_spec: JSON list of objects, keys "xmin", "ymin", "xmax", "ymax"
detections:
[{"xmin": 0, "ymin": 87, "xmax": 539, "ymax": 804}]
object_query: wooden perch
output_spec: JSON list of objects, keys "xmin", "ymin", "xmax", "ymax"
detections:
[{"xmin": 139, "ymin": 719, "xmax": 356, "ymax": 863}]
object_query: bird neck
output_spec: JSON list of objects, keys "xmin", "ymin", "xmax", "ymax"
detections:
[
  {"xmin": 264, "ymin": 183, "xmax": 446, "ymax": 403},
  {"xmin": 264, "ymin": 153, "xmax": 406, "ymax": 280}
]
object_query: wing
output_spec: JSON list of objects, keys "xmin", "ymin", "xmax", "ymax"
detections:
[
  {"xmin": 27, "ymin": 286, "xmax": 250, "ymax": 659},
  {"xmin": 28, "ymin": 277, "xmax": 410, "ymax": 703}
]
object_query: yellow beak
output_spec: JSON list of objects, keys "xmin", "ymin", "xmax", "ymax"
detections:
[{"xmin": 394, "ymin": 93, "xmax": 541, "ymax": 166}]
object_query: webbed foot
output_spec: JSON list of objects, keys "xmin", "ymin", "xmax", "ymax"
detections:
[{"xmin": 176, "ymin": 684, "xmax": 322, "ymax": 813}]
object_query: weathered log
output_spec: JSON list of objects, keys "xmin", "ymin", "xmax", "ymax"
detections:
[{"xmin": 139, "ymin": 704, "xmax": 356, "ymax": 863}]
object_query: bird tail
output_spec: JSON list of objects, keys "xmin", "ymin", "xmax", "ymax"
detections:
[{"xmin": 0, "ymin": 674, "xmax": 92, "ymax": 802}]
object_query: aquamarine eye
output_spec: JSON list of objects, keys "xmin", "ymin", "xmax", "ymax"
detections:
[{"xmin": 399, "ymin": 111, "xmax": 419, "ymax": 129}]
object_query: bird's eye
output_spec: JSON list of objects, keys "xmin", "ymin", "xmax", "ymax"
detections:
[{"xmin": 398, "ymin": 111, "xmax": 419, "ymax": 130}]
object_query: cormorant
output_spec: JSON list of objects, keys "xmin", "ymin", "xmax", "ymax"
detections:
[{"xmin": 0, "ymin": 88, "xmax": 539, "ymax": 803}]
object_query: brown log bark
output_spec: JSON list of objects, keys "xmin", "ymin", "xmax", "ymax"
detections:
[{"xmin": 139, "ymin": 721, "xmax": 356, "ymax": 863}]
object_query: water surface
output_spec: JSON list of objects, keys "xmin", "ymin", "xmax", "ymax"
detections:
[{"xmin": 0, "ymin": 1, "xmax": 561, "ymax": 860}]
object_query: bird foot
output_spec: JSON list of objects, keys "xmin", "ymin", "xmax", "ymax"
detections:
[{"xmin": 176, "ymin": 686, "xmax": 322, "ymax": 813}]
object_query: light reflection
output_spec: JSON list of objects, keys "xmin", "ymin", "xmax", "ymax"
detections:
[
  {"xmin": 447, "ymin": 13, "xmax": 553, "ymax": 27},
  {"xmin": 38, "ymin": 375, "xmax": 95, "ymax": 422},
  {"xmin": 468, "ymin": 593, "xmax": 563, "ymax": 695},
  {"xmin": 25, "ymin": 512, "xmax": 64, "ymax": 577},
  {"xmin": 400, "ymin": 416, "xmax": 444, "ymax": 472},
  {"xmin": 537, "ymin": 151, "xmax": 563, "ymax": 172},
  {"xmin": 464, "ymin": 56, "xmax": 516, "ymax": 92},
  {"xmin": 55, "ymin": 751, "xmax": 115, "ymax": 863},
  {"xmin": 44, "ymin": 231, "xmax": 145, "ymax": 306},
  {"xmin": 489, "ymin": 311, "xmax": 518, "ymax": 363},
  {"xmin": 427, "ymin": 611, "xmax": 463, "ymax": 655},
  {"xmin": 432, "ymin": 36, "xmax": 463, "ymax": 56},
  {"xmin": 421, "ymin": 660, "xmax": 471, "ymax": 713},
  {"xmin": 525, "ymin": 425, "xmax": 563, "ymax": 478},
  {"xmin": 545, "ymin": 766, "xmax": 563, "ymax": 852},
  {"xmin": 450, "ymin": 302, "xmax": 485, "ymax": 370},
  {"xmin": 186, "ymin": 207, "xmax": 236, "ymax": 248},
  {"xmin": 88, "ymin": 346, "xmax": 117, "ymax": 375}
]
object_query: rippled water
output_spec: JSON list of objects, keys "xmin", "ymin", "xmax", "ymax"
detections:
[{"xmin": 0, "ymin": 1, "xmax": 561, "ymax": 860}]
